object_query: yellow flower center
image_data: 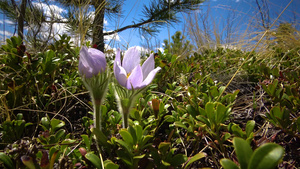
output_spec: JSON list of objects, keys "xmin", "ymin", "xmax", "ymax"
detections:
[{"xmin": 127, "ymin": 72, "xmax": 131, "ymax": 78}]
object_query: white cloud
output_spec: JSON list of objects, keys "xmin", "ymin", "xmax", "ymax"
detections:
[
  {"xmin": 105, "ymin": 44, "xmax": 117, "ymax": 58},
  {"xmin": 0, "ymin": 19, "xmax": 15, "ymax": 25},
  {"xmin": 135, "ymin": 46, "xmax": 150, "ymax": 52},
  {"xmin": 156, "ymin": 47, "xmax": 164, "ymax": 53},
  {"xmin": 104, "ymin": 31, "xmax": 120, "ymax": 41},
  {"xmin": 219, "ymin": 44, "xmax": 239, "ymax": 50},
  {"xmin": 0, "ymin": 30, "xmax": 13, "ymax": 37},
  {"xmin": 212, "ymin": 0, "xmax": 239, "ymax": 1},
  {"xmin": 134, "ymin": 46, "xmax": 153, "ymax": 56},
  {"xmin": 89, "ymin": 11, "xmax": 95, "ymax": 20},
  {"xmin": 28, "ymin": 2, "xmax": 74, "ymax": 42},
  {"xmin": 105, "ymin": 44, "xmax": 116, "ymax": 51},
  {"xmin": 33, "ymin": 2, "xmax": 66, "ymax": 20},
  {"xmin": 88, "ymin": 11, "xmax": 108, "ymax": 25},
  {"xmin": 52, "ymin": 23, "xmax": 68, "ymax": 36},
  {"xmin": 166, "ymin": 0, "xmax": 176, "ymax": 3},
  {"xmin": 1, "ymin": 2, "xmax": 115, "ymax": 47}
]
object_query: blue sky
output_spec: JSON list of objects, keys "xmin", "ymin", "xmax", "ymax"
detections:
[
  {"xmin": 115, "ymin": 0, "xmax": 299, "ymax": 50},
  {"xmin": 0, "ymin": 0, "xmax": 299, "ymax": 50}
]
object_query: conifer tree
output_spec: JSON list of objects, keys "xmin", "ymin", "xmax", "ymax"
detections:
[
  {"xmin": 0, "ymin": 0, "xmax": 204, "ymax": 51},
  {"xmin": 163, "ymin": 31, "xmax": 193, "ymax": 56}
]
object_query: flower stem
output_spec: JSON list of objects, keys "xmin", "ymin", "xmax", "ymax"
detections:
[
  {"xmin": 93, "ymin": 99, "xmax": 102, "ymax": 131},
  {"xmin": 119, "ymin": 98, "xmax": 133, "ymax": 128},
  {"xmin": 122, "ymin": 110, "xmax": 129, "ymax": 129},
  {"xmin": 115, "ymin": 88, "xmax": 145, "ymax": 128}
]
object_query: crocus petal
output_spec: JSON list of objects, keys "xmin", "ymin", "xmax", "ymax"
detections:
[
  {"xmin": 79, "ymin": 46, "xmax": 93, "ymax": 78},
  {"xmin": 114, "ymin": 49, "xmax": 121, "ymax": 74},
  {"xmin": 115, "ymin": 49, "xmax": 121, "ymax": 65},
  {"xmin": 126, "ymin": 65, "xmax": 143, "ymax": 89},
  {"xmin": 139, "ymin": 67, "xmax": 161, "ymax": 88},
  {"xmin": 114, "ymin": 63, "xmax": 128, "ymax": 87},
  {"xmin": 79, "ymin": 46, "xmax": 107, "ymax": 78},
  {"xmin": 78, "ymin": 60, "xmax": 92, "ymax": 78},
  {"xmin": 88, "ymin": 48, "xmax": 106, "ymax": 73},
  {"xmin": 122, "ymin": 47, "xmax": 141, "ymax": 73},
  {"xmin": 141, "ymin": 54, "xmax": 155, "ymax": 80},
  {"xmin": 79, "ymin": 46, "xmax": 92, "ymax": 68}
]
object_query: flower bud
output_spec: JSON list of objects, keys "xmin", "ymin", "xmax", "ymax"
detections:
[{"xmin": 79, "ymin": 46, "xmax": 106, "ymax": 78}]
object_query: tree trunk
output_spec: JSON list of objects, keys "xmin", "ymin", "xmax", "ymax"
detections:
[
  {"xmin": 18, "ymin": 0, "xmax": 27, "ymax": 41},
  {"xmin": 92, "ymin": 0, "xmax": 105, "ymax": 52}
]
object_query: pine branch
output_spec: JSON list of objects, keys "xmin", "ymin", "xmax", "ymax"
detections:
[
  {"xmin": 103, "ymin": 18, "xmax": 153, "ymax": 36},
  {"xmin": 104, "ymin": 0, "xmax": 204, "ymax": 36},
  {"xmin": 0, "ymin": 0, "xmax": 17, "ymax": 19}
]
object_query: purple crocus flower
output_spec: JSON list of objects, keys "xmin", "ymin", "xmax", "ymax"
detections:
[
  {"xmin": 114, "ymin": 47, "xmax": 161, "ymax": 90},
  {"xmin": 78, "ymin": 46, "xmax": 106, "ymax": 78}
]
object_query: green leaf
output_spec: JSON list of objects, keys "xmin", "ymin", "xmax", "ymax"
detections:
[
  {"xmin": 119, "ymin": 129, "xmax": 134, "ymax": 146},
  {"xmin": 268, "ymin": 79, "xmax": 278, "ymax": 96},
  {"xmin": 174, "ymin": 121, "xmax": 188, "ymax": 130},
  {"xmin": 116, "ymin": 149, "xmax": 133, "ymax": 166},
  {"xmin": 55, "ymin": 129, "xmax": 66, "ymax": 142},
  {"xmin": 231, "ymin": 124, "xmax": 245, "ymax": 138},
  {"xmin": 49, "ymin": 136, "xmax": 56, "ymax": 144},
  {"xmin": 0, "ymin": 153, "xmax": 14, "ymax": 169},
  {"xmin": 16, "ymin": 113, "xmax": 23, "ymax": 120},
  {"xmin": 128, "ymin": 126, "xmax": 137, "ymax": 145},
  {"xmin": 140, "ymin": 135, "xmax": 153, "ymax": 148},
  {"xmin": 25, "ymin": 122, "xmax": 33, "ymax": 128},
  {"xmin": 196, "ymin": 114, "xmax": 210, "ymax": 126},
  {"xmin": 170, "ymin": 154, "xmax": 187, "ymax": 167},
  {"xmin": 50, "ymin": 118, "xmax": 65, "ymax": 132},
  {"xmin": 104, "ymin": 160, "xmax": 119, "ymax": 169},
  {"xmin": 91, "ymin": 128, "xmax": 109, "ymax": 147},
  {"xmin": 135, "ymin": 125, "xmax": 143, "ymax": 143},
  {"xmin": 175, "ymin": 86, "xmax": 182, "ymax": 92},
  {"xmin": 222, "ymin": 132, "xmax": 231, "ymax": 143},
  {"xmin": 261, "ymin": 84, "xmax": 269, "ymax": 96},
  {"xmin": 115, "ymin": 139, "xmax": 132, "ymax": 153},
  {"xmin": 205, "ymin": 102, "xmax": 215, "ymax": 124},
  {"xmin": 85, "ymin": 152, "xmax": 103, "ymax": 169},
  {"xmin": 233, "ymin": 137, "xmax": 253, "ymax": 169},
  {"xmin": 297, "ymin": 117, "xmax": 300, "ymax": 132},
  {"xmin": 210, "ymin": 86, "xmax": 219, "ymax": 98},
  {"xmin": 60, "ymin": 139, "xmax": 77, "ymax": 152},
  {"xmin": 61, "ymin": 139, "xmax": 76, "ymax": 144},
  {"xmin": 49, "ymin": 147, "xmax": 59, "ymax": 162},
  {"xmin": 245, "ymin": 120, "xmax": 255, "ymax": 138},
  {"xmin": 81, "ymin": 134, "xmax": 91, "ymax": 151},
  {"xmin": 162, "ymin": 160, "xmax": 171, "ymax": 166},
  {"xmin": 231, "ymin": 90, "xmax": 240, "ymax": 101},
  {"xmin": 41, "ymin": 117, "xmax": 50, "ymax": 130},
  {"xmin": 219, "ymin": 86, "xmax": 226, "ymax": 96},
  {"xmin": 158, "ymin": 142, "xmax": 171, "ymax": 154},
  {"xmin": 216, "ymin": 103, "xmax": 227, "ymax": 123},
  {"xmin": 184, "ymin": 152, "xmax": 206, "ymax": 169},
  {"xmin": 133, "ymin": 154, "xmax": 146, "ymax": 159},
  {"xmin": 270, "ymin": 106, "xmax": 283, "ymax": 121},
  {"xmin": 220, "ymin": 159, "xmax": 239, "ymax": 169},
  {"xmin": 159, "ymin": 100, "xmax": 165, "ymax": 115},
  {"xmin": 49, "ymin": 150, "xmax": 58, "ymax": 169},
  {"xmin": 186, "ymin": 104, "xmax": 198, "ymax": 118},
  {"xmin": 248, "ymin": 143, "xmax": 284, "ymax": 169},
  {"xmin": 272, "ymin": 67, "xmax": 279, "ymax": 77},
  {"xmin": 246, "ymin": 132, "xmax": 254, "ymax": 144}
]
